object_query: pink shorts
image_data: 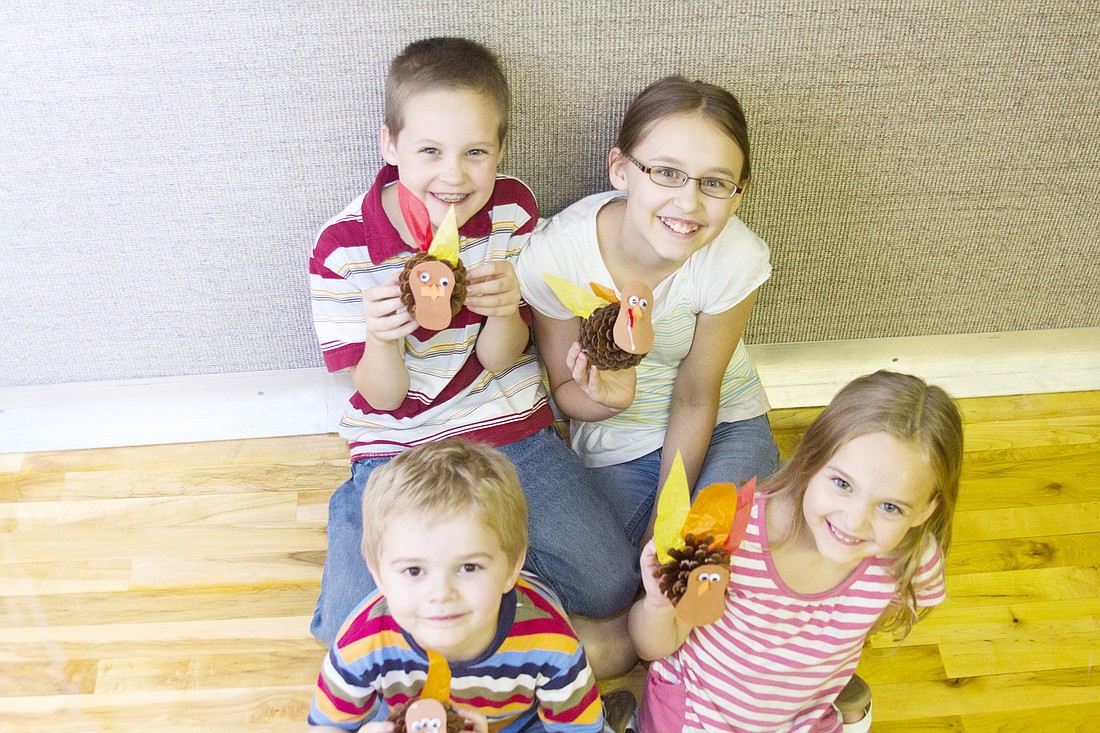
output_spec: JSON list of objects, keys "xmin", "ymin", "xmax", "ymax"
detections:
[{"xmin": 639, "ymin": 667, "xmax": 686, "ymax": 733}]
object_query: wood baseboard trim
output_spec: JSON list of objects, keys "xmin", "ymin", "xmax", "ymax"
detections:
[{"xmin": 2, "ymin": 328, "xmax": 1097, "ymax": 453}]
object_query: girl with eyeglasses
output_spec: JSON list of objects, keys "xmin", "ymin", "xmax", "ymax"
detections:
[{"xmin": 518, "ymin": 75, "xmax": 777, "ymax": 554}]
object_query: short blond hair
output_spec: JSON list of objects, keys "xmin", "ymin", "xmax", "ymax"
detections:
[{"xmin": 361, "ymin": 440, "xmax": 528, "ymax": 569}]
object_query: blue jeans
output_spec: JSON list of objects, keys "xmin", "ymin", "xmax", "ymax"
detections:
[
  {"xmin": 590, "ymin": 415, "xmax": 780, "ymax": 547},
  {"xmin": 310, "ymin": 426, "xmax": 640, "ymax": 645}
]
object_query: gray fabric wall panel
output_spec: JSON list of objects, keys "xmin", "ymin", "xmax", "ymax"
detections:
[{"xmin": 2, "ymin": 1, "xmax": 1098, "ymax": 387}]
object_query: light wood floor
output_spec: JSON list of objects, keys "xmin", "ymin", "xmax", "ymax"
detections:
[{"xmin": 1, "ymin": 391, "xmax": 1098, "ymax": 731}]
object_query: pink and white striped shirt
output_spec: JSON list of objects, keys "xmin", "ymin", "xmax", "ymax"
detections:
[{"xmin": 646, "ymin": 493, "xmax": 944, "ymax": 732}]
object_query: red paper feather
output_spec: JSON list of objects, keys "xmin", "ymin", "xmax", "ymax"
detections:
[
  {"xmin": 724, "ymin": 477, "xmax": 756, "ymax": 554},
  {"xmin": 398, "ymin": 182, "xmax": 433, "ymax": 251}
]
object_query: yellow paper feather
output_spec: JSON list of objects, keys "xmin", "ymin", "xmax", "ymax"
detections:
[
  {"xmin": 422, "ymin": 648, "xmax": 451, "ymax": 701},
  {"xmin": 542, "ymin": 274, "xmax": 610, "ymax": 318},
  {"xmin": 654, "ymin": 451, "xmax": 691, "ymax": 564},
  {"xmin": 681, "ymin": 482, "xmax": 738, "ymax": 547},
  {"xmin": 427, "ymin": 206, "xmax": 460, "ymax": 266}
]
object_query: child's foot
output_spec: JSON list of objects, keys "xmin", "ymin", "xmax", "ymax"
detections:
[
  {"xmin": 602, "ymin": 689, "xmax": 638, "ymax": 733},
  {"xmin": 836, "ymin": 674, "xmax": 872, "ymax": 732}
]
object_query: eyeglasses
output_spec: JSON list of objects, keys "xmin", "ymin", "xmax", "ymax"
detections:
[{"xmin": 625, "ymin": 155, "xmax": 743, "ymax": 199}]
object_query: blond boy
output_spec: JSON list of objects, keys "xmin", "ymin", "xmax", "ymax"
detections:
[{"xmin": 308, "ymin": 440, "xmax": 604, "ymax": 732}]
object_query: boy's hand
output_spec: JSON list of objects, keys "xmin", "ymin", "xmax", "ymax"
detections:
[
  {"xmin": 464, "ymin": 260, "xmax": 521, "ymax": 318},
  {"xmin": 566, "ymin": 342, "xmax": 636, "ymax": 410},
  {"xmin": 362, "ymin": 276, "xmax": 419, "ymax": 345},
  {"xmin": 456, "ymin": 706, "xmax": 489, "ymax": 733},
  {"xmin": 639, "ymin": 539, "xmax": 672, "ymax": 608}
]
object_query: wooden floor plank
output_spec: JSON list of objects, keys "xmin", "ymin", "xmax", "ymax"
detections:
[
  {"xmin": 0, "ymin": 525, "xmax": 327, "ymax": 565},
  {"xmin": 947, "ymin": 532, "xmax": 1100, "ymax": 575},
  {"xmin": 58, "ymin": 460, "xmax": 347, "ymax": 501},
  {"xmin": 939, "ymin": 631, "xmax": 1100, "ymax": 678},
  {"xmin": 952, "ymin": 502, "xmax": 1100, "ymax": 542}
]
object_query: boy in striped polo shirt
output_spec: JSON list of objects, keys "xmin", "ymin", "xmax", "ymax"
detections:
[
  {"xmin": 307, "ymin": 36, "xmax": 638, "ymax": 665},
  {"xmin": 309, "ymin": 440, "xmax": 604, "ymax": 732}
]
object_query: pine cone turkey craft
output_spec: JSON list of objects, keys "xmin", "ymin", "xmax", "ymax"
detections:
[
  {"xmin": 542, "ymin": 275, "xmax": 654, "ymax": 370},
  {"xmin": 653, "ymin": 451, "xmax": 757, "ymax": 627},
  {"xmin": 396, "ymin": 183, "xmax": 467, "ymax": 331}
]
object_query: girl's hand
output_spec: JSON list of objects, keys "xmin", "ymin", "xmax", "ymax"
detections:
[
  {"xmin": 566, "ymin": 342, "xmax": 636, "ymax": 409},
  {"xmin": 639, "ymin": 539, "xmax": 672, "ymax": 608},
  {"xmin": 464, "ymin": 260, "xmax": 521, "ymax": 318},
  {"xmin": 456, "ymin": 706, "xmax": 490, "ymax": 733},
  {"xmin": 362, "ymin": 276, "xmax": 418, "ymax": 345},
  {"xmin": 349, "ymin": 723, "xmax": 394, "ymax": 733}
]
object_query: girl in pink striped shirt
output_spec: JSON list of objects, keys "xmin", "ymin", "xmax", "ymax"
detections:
[{"xmin": 629, "ymin": 371, "xmax": 964, "ymax": 732}]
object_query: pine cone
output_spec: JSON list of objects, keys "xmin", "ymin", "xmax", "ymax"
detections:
[
  {"xmin": 398, "ymin": 251, "xmax": 468, "ymax": 319},
  {"xmin": 656, "ymin": 533, "xmax": 730, "ymax": 604},
  {"xmin": 579, "ymin": 303, "xmax": 645, "ymax": 371},
  {"xmin": 388, "ymin": 699, "xmax": 464, "ymax": 733}
]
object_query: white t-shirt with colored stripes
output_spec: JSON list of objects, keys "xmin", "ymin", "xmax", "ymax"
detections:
[
  {"xmin": 310, "ymin": 165, "xmax": 553, "ymax": 460},
  {"xmin": 647, "ymin": 493, "xmax": 946, "ymax": 732},
  {"xmin": 517, "ymin": 191, "xmax": 772, "ymax": 468}
]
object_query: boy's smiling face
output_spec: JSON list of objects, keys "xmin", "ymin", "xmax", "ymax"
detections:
[
  {"xmin": 381, "ymin": 87, "xmax": 505, "ymax": 233},
  {"xmin": 368, "ymin": 509, "xmax": 524, "ymax": 662}
]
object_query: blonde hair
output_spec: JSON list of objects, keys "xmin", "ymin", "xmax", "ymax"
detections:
[
  {"xmin": 763, "ymin": 371, "xmax": 963, "ymax": 637},
  {"xmin": 360, "ymin": 440, "xmax": 527, "ymax": 569}
]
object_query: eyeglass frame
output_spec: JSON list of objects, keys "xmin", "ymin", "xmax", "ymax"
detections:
[{"xmin": 623, "ymin": 154, "xmax": 744, "ymax": 199}]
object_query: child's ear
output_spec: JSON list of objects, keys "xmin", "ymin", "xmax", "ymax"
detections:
[
  {"xmin": 380, "ymin": 123, "xmax": 399, "ymax": 166},
  {"xmin": 728, "ymin": 180, "xmax": 749, "ymax": 213},
  {"xmin": 505, "ymin": 550, "xmax": 526, "ymax": 590},
  {"xmin": 608, "ymin": 148, "xmax": 629, "ymax": 191},
  {"xmin": 365, "ymin": 557, "xmax": 387, "ymax": 595},
  {"xmin": 912, "ymin": 495, "xmax": 938, "ymax": 528}
]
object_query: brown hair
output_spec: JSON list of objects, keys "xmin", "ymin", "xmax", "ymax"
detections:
[
  {"xmin": 384, "ymin": 37, "xmax": 510, "ymax": 142},
  {"xmin": 360, "ymin": 440, "xmax": 528, "ymax": 569},
  {"xmin": 615, "ymin": 75, "xmax": 752, "ymax": 182},
  {"xmin": 762, "ymin": 370, "xmax": 963, "ymax": 637}
]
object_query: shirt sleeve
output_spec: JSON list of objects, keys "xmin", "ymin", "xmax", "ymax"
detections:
[
  {"xmin": 517, "ymin": 217, "xmax": 587, "ymax": 321},
  {"xmin": 691, "ymin": 215, "xmax": 772, "ymax": 315},
  {"xmin": 310, "ymin": 219, "xmax": 370, "ymax": 372},
  {"xmin": 913, "ymin": 538, "xmax": 947, "ymax": 608},
  {"xmin": 536, "ymin": 645, "xmax": 605, "ymax": 732},
  {"xmin": 307, "ymin": 646, "xmax": 381, "ymax": 729}
]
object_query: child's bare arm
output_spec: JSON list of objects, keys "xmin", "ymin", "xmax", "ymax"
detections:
[
  {"xmin": 662, "ymin": 292, "xmax": 759, "ymax": 483},
  {"xmin": 466, "ymin": 260, "xmax": 529, "ymax": 373},
  {"xmin": 532, "ymin": 311, "xmax": 636, "ymax": 420},
  {"xmin": 351, "ymin": 277, "xmax": 418, "ymax": 410},
  {"xmin": 628, "ymin": 540, "xmax": 693, "ymax": 661}
]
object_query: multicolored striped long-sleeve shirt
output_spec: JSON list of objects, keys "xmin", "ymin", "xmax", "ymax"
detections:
[
  {"xmin": 646, "ymin": 493, "xmax": 945, "ymax": 732},
  {"xmin": 309, "ymin": 574, "xmax": 604, "ymax": 732},
  {"xmin": 309, "ymin": 165, "xmax": 552, "ymax": 461}
]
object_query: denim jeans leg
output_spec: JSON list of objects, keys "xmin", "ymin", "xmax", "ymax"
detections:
[
  {"xmin": 498, "ymin": 427, "xmax": 640, "ymax": 619},
  {"xmin": 310, "ymin": 458, "xmax": 387, "ymax": 645},
  {"xmin": 695, "ymin": 414, "xmax": 780, "ymax": 495},
  {"xmin": 589, "ymin": 451, "xmax": 662, "ymax": 548},
  {"xmin": 589, "ymin": 414, "xmax": 779, "ymax": 547}
]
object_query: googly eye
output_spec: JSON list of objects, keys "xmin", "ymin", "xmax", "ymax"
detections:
[
  {"xmin": 428, "ymin": 721, "xmax": 442, "ymax": 731},
  {"xmin": 439, "ymin": 277, "xmax": 450, "ymax": 287},
  {"xmin": 419, "ymin": 271, "xmax": 431, "ymax": 282},
  {"xmin": 629, "ymin": 295, "xmax": 639, "ymax": 306},
  {"xmin": 708, "ymin": 573, "xmax": 722, "ymax": 582},
  {"xmin": 640, "ymin": 298, "xmax": 649, "ymax": 309},
  {"xmin": 410, "ymin": 721, "xmax": 423, "ymax": 732}
]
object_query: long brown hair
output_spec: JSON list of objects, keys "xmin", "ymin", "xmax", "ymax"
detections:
[
  {"xmin": 763, "ymin": 371, "xmax": 964, "ymax": 637},
  {"xmin": 615, "ymin": 75, "xmax": 751, "ymax": 183}
]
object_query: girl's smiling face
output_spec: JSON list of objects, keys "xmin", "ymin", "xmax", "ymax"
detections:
[
  {"xmin": 608, "ymin": 112, "xmax": 746, "ymax": 270},
  {"xmin": 799, "ymin": 431, "xmax": 938, "ymax": 570}
]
